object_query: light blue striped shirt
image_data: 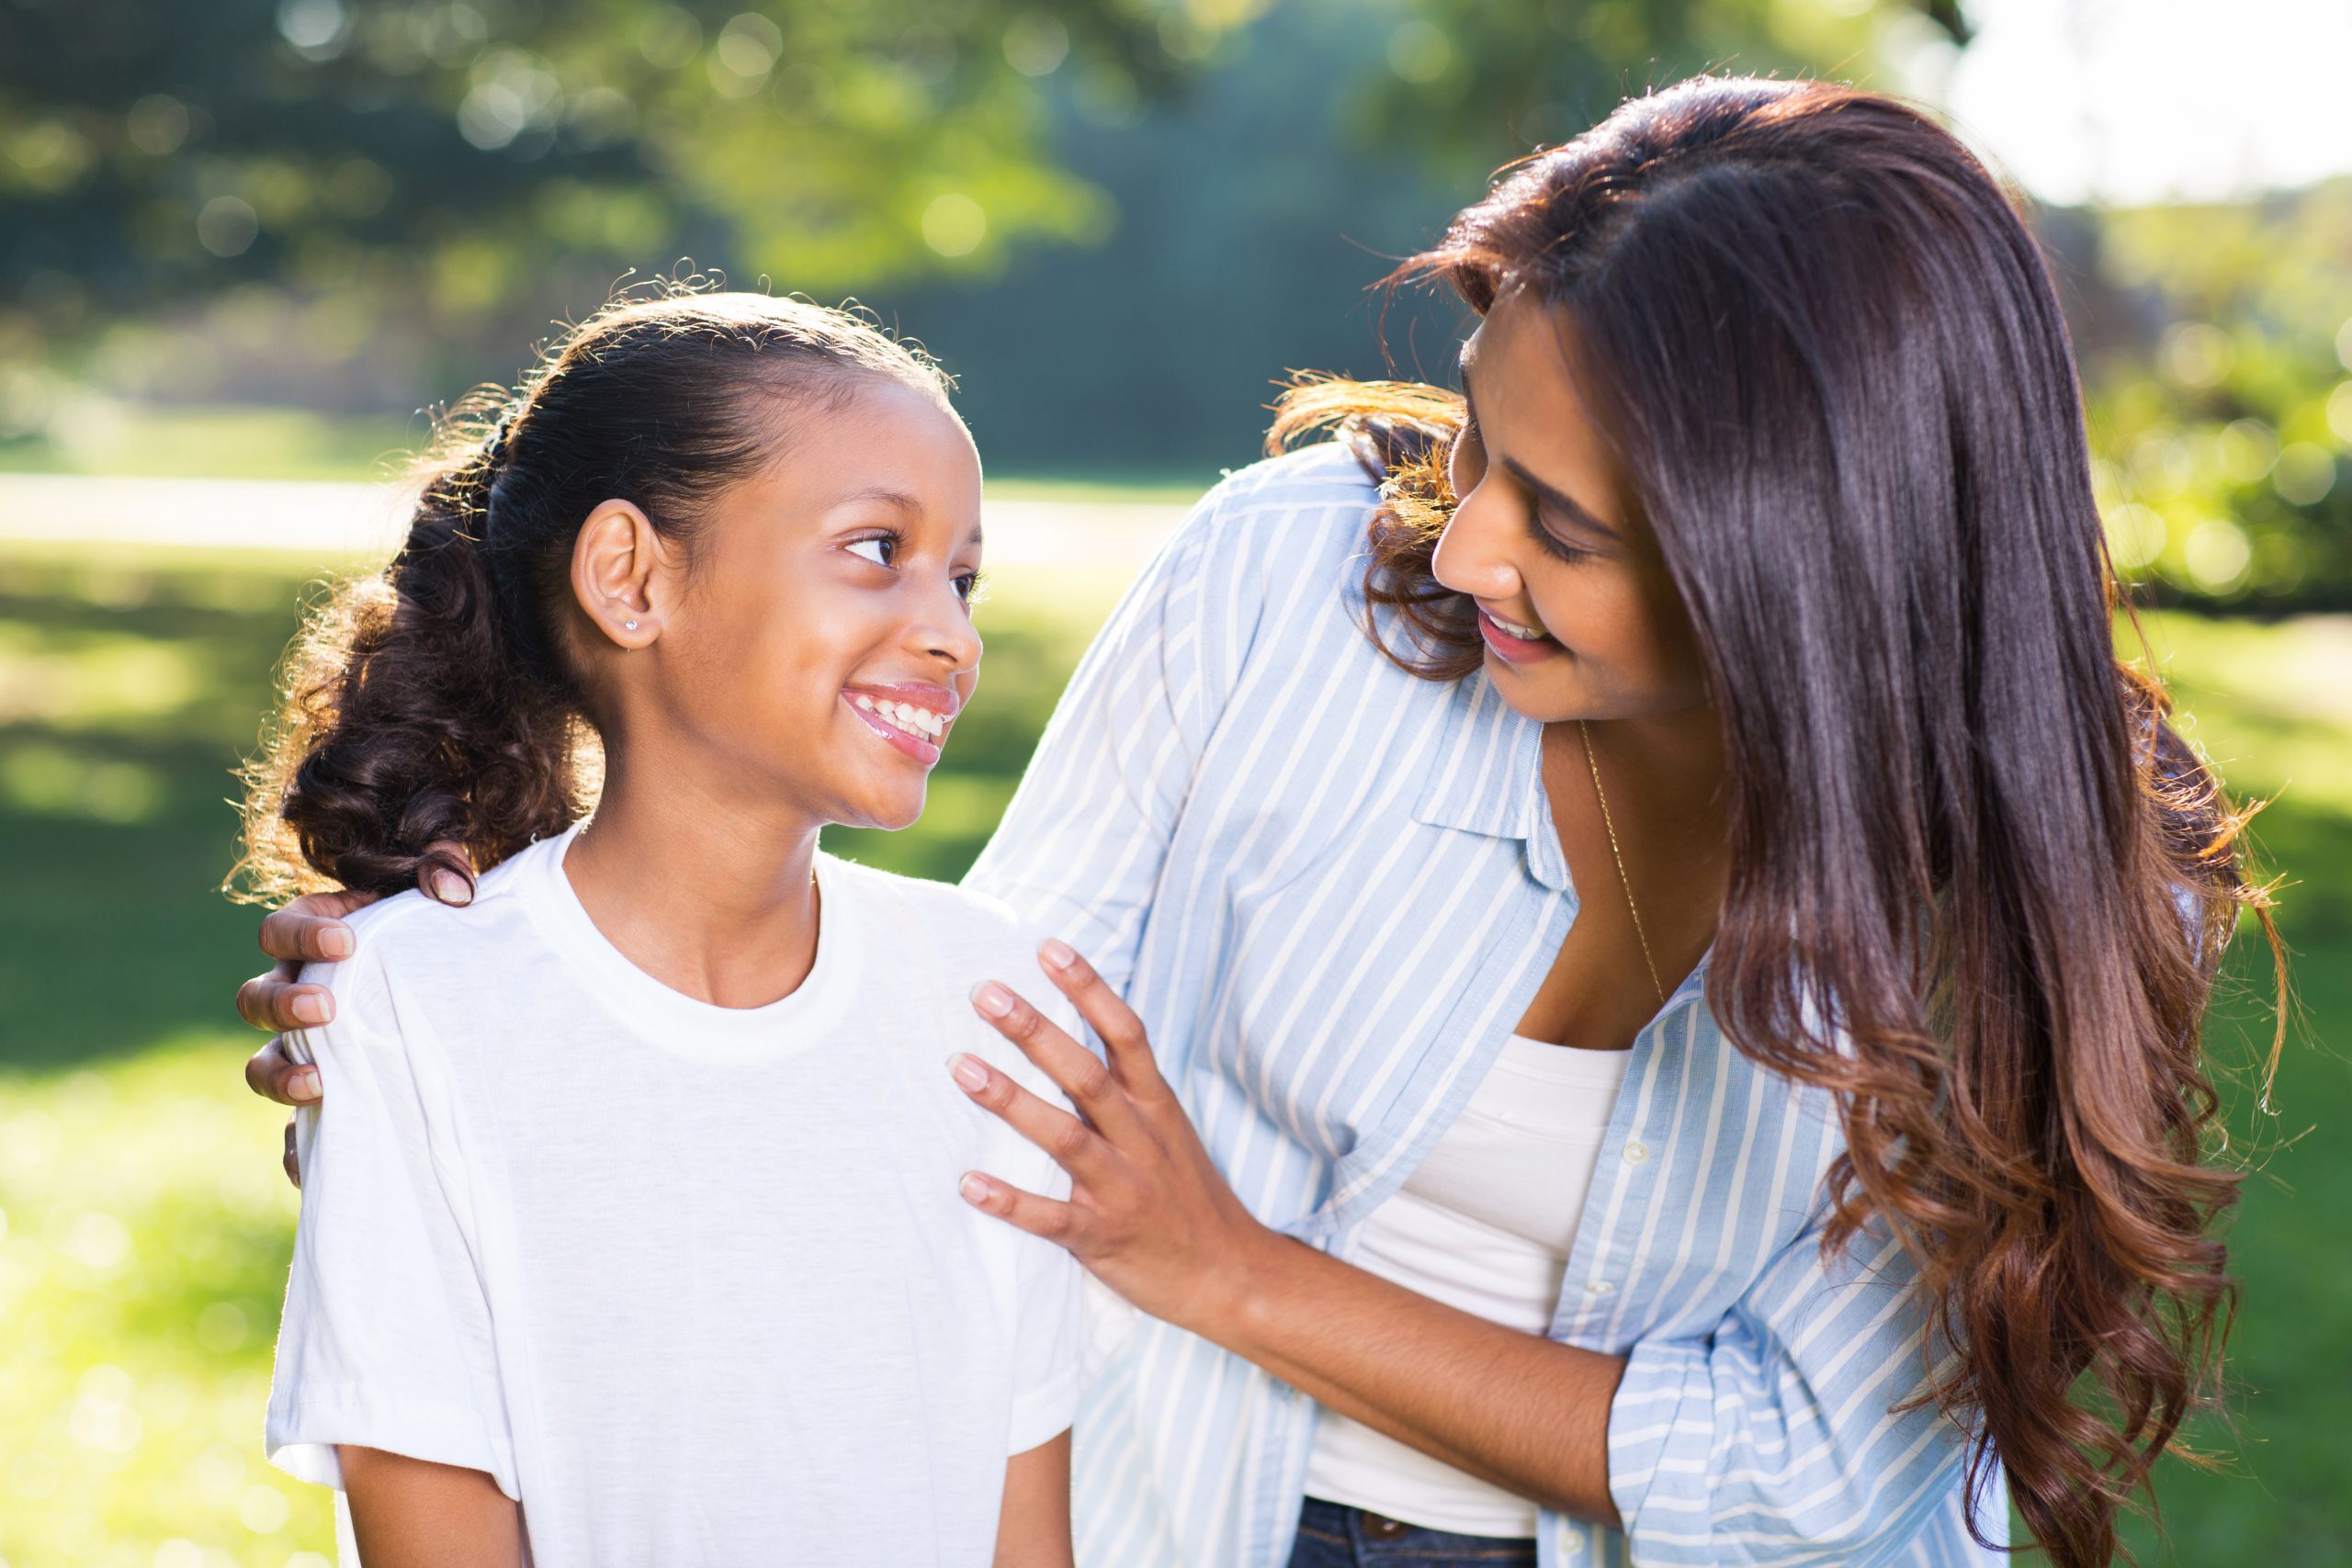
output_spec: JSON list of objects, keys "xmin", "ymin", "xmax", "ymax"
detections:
[{"xmin": 966, "ymin": 445, "xmax": 2002, "ymax": 1568}]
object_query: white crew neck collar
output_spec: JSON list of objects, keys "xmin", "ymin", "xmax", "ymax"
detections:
[{"xmin": 514, "ymin": 818, "xmax": 856, "ymax": 1065}]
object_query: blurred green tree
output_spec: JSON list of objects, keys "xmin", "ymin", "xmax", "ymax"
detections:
[
  {"xmin": 2057, "ymin": 183, "xmax": 2352, "ymax": 610},
  {"xmin": 1343, "ymin": 0, "xmax": 1970, "ymax": 180},
  {"xmin": 0, "ymin": 0, "xmax": 1194, "ymax": 362}
]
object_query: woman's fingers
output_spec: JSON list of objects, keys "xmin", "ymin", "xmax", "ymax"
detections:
[
  {"xmin": 956, "ymin": 1170, "xmax": 1080, "ymax": 1244},
  {"xmin": 244, "ymin": 1036, "xmax": 322, "ymax": 1107},
  {"xmin": 1035, "ymin": 942, "xmax": 1167, "ymax": 1096},
  {"xmin": 968, "ymin": 980, "xmax": 1148, "ymax": 1145},
  {"xmin": 948, "ymin": 1046, "xmax": 1115, "ymax": 1181},
  {"xmin": 416, "ymin": 840, "xmax": 476, "ymax": 906},
  {"xmin": 235, "ymin": 961, "xmax": 337, "ymax": 1033},
  {"xmin": 282, "ymin": 1115, "xmax": 302, "ymax": 1190},
  {"xmin": 257, "ymin": 898, "xmax": 366, "ymax": 966}
]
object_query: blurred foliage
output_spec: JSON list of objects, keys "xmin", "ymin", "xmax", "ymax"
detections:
[
  {"xmin": 5, "ymin": 0, "xmax": 2347, "ymax": 611},
  {"xmin": 0, "ymin": 542, "xmax": 2343, "ymax": 1562},
  {"xmin": 1342, "ymin": 0, "xmax": 1967, "ymax": 180},
  {"xmin": 2060, "ymin": 183, "xmax": 2352, "ymax": 612},
  {"xmin": 0, "ymin": 0, "xmax": 1196, "ymax": 382}
]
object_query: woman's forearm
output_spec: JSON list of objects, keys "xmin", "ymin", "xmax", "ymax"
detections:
[
  {"xmin": 1200, "ymin": 1230, "xmax": 1628, "ymax": 1529},
  {"xmin": 340, "ymin": 1447, "xmax": 524, "ymax": 1568}
]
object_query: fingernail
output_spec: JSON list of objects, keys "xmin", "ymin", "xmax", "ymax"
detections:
[
  {"xmin": 1039, "ymin": 938, "xmax": 1077, "ymax": 970},
  {"xmin": 959, "ymin": 1173, "xmax": 992, "ymax": 1206},
  {"xmin": 948, "ymin": 1053, "xmax": 989, "ymax": 1092},
  {"xmin": 292, "ymin": 994, "xmax": 330, "ymax": 1026},
  {"xmin": 319, "ymin": 928, "xmax": 355, "ymax": 959},
  {"xmin": 291, "ymin": 1069, "xmax": 320, "ymax": 1102},
  {"xmin": 971, "ymin": 981, "xmax": 1014, "ymax": 1019},
  {"xmin": 431, "ymin": 870, "xmax": 474, "ymax": 907}
]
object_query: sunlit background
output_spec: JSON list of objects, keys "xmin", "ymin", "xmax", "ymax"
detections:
[{"xmin": 0, "ymin": 2, "xmax": 2345, "ymax": 1564}]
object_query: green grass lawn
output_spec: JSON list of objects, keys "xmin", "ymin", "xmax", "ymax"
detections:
[{"xmin": 0, "ymin": 546, "xmax": 2342, "ymax": 1566}]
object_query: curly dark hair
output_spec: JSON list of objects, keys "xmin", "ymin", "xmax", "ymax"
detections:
[
  {"xmin": 232, "ymin": 285, "xmax": 952, "ymax": 903},
  {"xmin": 1272, "ymin": 77, "xmax": 2285, "ymax": 1568}
]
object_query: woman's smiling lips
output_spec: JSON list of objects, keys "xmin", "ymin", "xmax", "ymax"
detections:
[
  {"xmin": 1475, "ymin": 604, "xmax": 1561, "ymax": 665},
  {"xmin": 843, "ymin": 682, "xmax": 960, "ymax": 766}
]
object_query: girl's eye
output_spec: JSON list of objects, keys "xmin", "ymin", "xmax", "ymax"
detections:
[
  {"xmin": 847, "ymin": 535, "xmax": 899, "ymax": 569},
  {"xmin": 954, "ymin": 570, "xmax": 983, "ymax": 604}
]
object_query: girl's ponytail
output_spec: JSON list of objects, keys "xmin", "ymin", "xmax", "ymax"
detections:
[
  {"xmin": 233, "ymin": 286, "xmax": 952, "ymax": 904},
  {"xmin": 236, "ymin": 410, "xmax": 589, "ymax": 901}
]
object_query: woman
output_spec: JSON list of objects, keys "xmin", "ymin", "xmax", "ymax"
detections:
[{"xmin": 237, "ymin": 79, "xmax": 2274, "ymax": 1568}]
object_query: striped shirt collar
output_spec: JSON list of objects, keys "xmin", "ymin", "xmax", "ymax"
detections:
[{"xmin": 1411, "ymin": 670, "xmax": 1574, "ymax": 894}]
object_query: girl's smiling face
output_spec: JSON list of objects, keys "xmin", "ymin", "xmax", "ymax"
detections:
[
  {"xmin": 579, "ymin": 377, "xmax": 986, "ymax": 832},
  {"xmin": 1432, "ymin": 286, "xmax": 1707, "ymax": 726}
]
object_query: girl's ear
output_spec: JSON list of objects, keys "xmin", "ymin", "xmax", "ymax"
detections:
[{"xmin": 570, "ymin": 500, "xmax": 665, "ymax": 649}]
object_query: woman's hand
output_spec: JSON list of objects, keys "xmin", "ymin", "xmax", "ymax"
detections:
[
  {"xmin": 951, "ymin": 941, "xmax": 1279, "ymax": 1337},
  {"xmin": 236, "ymin": 849, "xmax": 473, "ymax": 1185}
]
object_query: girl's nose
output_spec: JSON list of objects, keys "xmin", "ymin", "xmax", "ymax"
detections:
[{"xmin": 917, "ymin": 592, "xmax": 981, "ymax": 674}]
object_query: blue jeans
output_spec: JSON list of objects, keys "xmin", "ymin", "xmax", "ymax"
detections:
[{"xmin": 1284, "ymin": 1497, "xmax": 1538, "ymax": 1568}]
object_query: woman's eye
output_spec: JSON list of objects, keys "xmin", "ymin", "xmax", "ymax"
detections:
[
  {"xmin": 1448, "ymin": 423, "xmax": 1486, "ymax": 491},
  {"xmin": 847, "ymin": 536, "xmax": 897, "ymax": 569}
]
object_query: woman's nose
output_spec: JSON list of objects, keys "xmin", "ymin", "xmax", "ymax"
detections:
[{"xmin": 1430, "ymin": 489, "xmax": 1521, "ymax": 601}]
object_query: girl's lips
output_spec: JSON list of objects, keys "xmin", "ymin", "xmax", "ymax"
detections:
[
  {"xmin": 1476, "ymin": 606, "xmax": 1561, "ymax": 665},
  {"xmin": 843, "ymin": 692, "xmax": 944, "ymax": 766}
]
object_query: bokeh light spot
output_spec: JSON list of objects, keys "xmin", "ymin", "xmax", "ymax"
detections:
[
  {"xmin": 239, "ymin": 1483, "xmax": 293, "ymax": 1534},
  {"xmin": 2184, "ymin": 517, "xmax": 2252, "ymax": 591},
  {"xmin": 197, "ymin": 197, "xmax": 258, "ymax": 259},
  {"xmin": 1003, "ymin": 13, "xmax": 1071, "ymax": 76},
  {"xmin": 2326, "ymin": 380, "xmax": 2352, "ymax": 446},
  {"xmin": 922, "ymin": 194, "xmax": 988, "ymax": 258},
  {"xmin": 2274, "ymin": 443, "xmax": 2337, "ymax": 504},
  {"xmin": 2160, "ymin": 321, "xmax": 2233, "ymax": 388},
  {"xmin": 1386, "ymin": 19, "xmax": 1453, "ymax": 83}
]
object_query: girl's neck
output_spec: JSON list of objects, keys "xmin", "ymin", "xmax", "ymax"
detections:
[{"xmin": 560, "ymin": 757, "xmax": 826, "ymax": 1010}]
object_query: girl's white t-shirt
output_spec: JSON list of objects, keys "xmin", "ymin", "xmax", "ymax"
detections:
[{"xmin": 266, "ymin": 824, "xmax": 1089, "ymax": 1566}]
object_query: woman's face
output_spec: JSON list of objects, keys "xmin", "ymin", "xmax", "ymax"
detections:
[
  {"xmin": 628, "ymin": 379, "xmax": 986, "ymax": 832},
  {"xmin": 1433, "ymin": 286, "xmax": 1708, "ymax": 726}
]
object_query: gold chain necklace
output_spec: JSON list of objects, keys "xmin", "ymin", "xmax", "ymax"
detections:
[{"xmin": 1577, "ymin": 718, "xmax": 1668, "ymax": 1006}]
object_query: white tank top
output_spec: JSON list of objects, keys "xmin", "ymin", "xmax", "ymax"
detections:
[{"xmin": 1303, "ymin": 1033, "xmax": 1632, "ymax": 1538}]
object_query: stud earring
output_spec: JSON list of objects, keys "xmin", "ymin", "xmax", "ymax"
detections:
[{"xmin": 624, "ymin": 619, "xmax": 639, "ymax": 631}]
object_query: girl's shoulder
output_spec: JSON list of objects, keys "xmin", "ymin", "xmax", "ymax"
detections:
[
  {"xmin": 293, "ymin": 841, "xmax": 552, "ymax": 1024},
  {"xmin": 819, "ymin": 854, "xmax": 1040, "ymax": 972}
]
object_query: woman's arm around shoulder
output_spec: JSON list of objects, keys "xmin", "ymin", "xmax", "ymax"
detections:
[
  {"xmin": 340, "ymin": 1447, "xmax": 523, "ymax": 1568},
  {"xmin": 991, "ymin": 1429, "xmax": 1074, "ymax": 1568}
]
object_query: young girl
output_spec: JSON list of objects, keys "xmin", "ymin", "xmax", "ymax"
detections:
[{"xmin": 239, "ymin": 291, "xmax": 1087, "ymax": 1566}]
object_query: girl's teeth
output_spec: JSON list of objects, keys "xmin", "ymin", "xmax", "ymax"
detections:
[{"xmin": 854, "ymin": 694, "xmax": 947, "ymax": 740}]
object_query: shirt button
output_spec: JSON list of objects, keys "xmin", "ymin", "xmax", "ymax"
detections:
[
  {"xmin": 1587, "ymin": 1279, "xmax": 1616, "ymax": 1296},
  {"xmin": 1622, "ymin": 1141, "xmax": 1650, "ymax": 1165}
]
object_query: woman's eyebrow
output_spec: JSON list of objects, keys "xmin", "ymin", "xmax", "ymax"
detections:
[
  {"xmin": 1459, "ymin": 347, "xmax": 1619, "ymax": 541},
  {"xmin": 1502, "ymin": 457, "xmax": 1620, "ymax": 541}
]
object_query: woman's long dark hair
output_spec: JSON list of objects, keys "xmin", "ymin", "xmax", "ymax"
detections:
[
  {"xmin": 1276, "ymin": 77, "xmax": 2282, "ymax": 1568},
  {"xmin": 234, "ymin": 287, "xmax": 950, "ymax": 900}
]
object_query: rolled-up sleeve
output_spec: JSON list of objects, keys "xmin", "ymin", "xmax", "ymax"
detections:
[{"xmin": 1607, "ymin": 1219, "xmax": 1974, "ymax": 1568}]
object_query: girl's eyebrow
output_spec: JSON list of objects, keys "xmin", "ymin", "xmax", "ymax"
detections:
[{"xmin": 825, "ymin": 488, "xmax": 984, "ymax": 545}]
